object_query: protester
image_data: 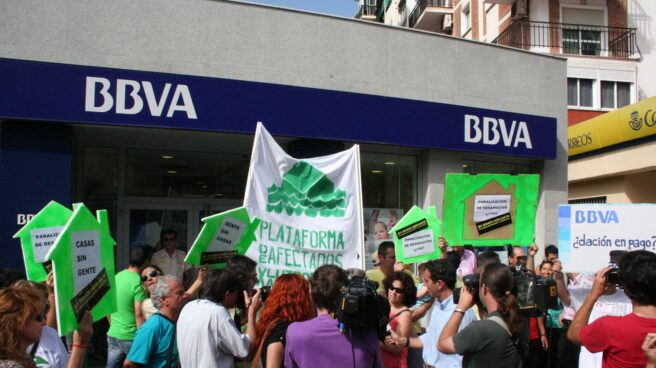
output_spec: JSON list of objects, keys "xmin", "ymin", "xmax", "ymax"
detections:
[
  {"xmin": 140, "ymin": 265, "xmax": 205, "ymax": 320},
  {"xmin": 508, "ymin": 246, "xmax": 526, "ymax": 268},
  {"xmin": 438, "ymin": 262, "xmax": 524, "ymax": 368},
  {"xmin": 367, "ymin": 241, "xmax": 418, "ymax": 295},
  {"xmin": 390, "ymin": 260, "xmax": 476, "ymax": 368},
  {"xmin": 568, "ymin": 250, "xmax": 656, "ymax": 368},
  {"xmin": 107, "ymin": 246, "xmax": 149, "ymax": 368},
  {"xmin": 124, "ymin": 275, "xmax": 185, "ymax": 368},
  {"xmin": 151, "ymin": 229, "xmax": 191, "ymax": 286},
  {"xmin": 252, "ymin": 273, "xmax": 313, "ymax": 367},
  {"xmin": 284, "ymin": 265, "xmax": 382, "ymax": 367},
  {"xmin": 0, "ymin": 285, "xmax": 93, "ymax": 368},
  {"xmin": 538, "ymin": 260, "xmax": 563, "ymax": 368},
  {"xmin": 380, "ymin": 272, "xmax": 416, "ymax": 368},
  {"xmin": 176, "ymin": 269, "xmax": 261, "ymax": 368}
]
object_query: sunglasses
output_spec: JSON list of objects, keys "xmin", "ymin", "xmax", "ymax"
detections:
[
  {"xmin": 389, "ymin": 287, "xmax": 405, "ymax": 294},
  {"xmin": 141, "ymin": 270, "xmax": 160, "ymax": 282},
  {"xmin": 36, "ymin": 302, "xmax": 48, "ymax": 322}
]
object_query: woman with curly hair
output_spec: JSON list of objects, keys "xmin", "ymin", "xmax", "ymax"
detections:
[
  {"xmin": 0, "ymin": 285, "xmax": 46, "ymax": 368},
  {"xmin": 253, "ymin": 274, "xmax": 313, "ymax": 368},
  {"xmin": 381, "ymin": 271, "xmax": 417, "ymax": 368}
]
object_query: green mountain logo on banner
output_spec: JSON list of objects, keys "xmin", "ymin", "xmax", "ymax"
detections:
[
  {"xmin": 266, "ymin": 161, "xmax": 348, "ymax": 218},
  {"xmin": 46, "ymin": 204, "xmax": 117, "ymax": 336},
  {"xmin": 186, "ymin": 207, "xmax": 261, "ymax": 268},
  {"xmin": 14, "ymin": 201, "xmax": 73, "ymax": 282}
]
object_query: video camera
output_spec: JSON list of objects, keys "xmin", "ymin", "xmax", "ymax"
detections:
[
  {"xmin": 453, "ymin": 273, "xmax": 480, "ymax": 305},
  {"xmin": 606, "ymin": 250, "xmax": 628, "ymax": 287},
  {"xmin": 513, "ymin": 266, "xmax": 558, "ymax": 318},
  {"xmin": 453, "ymin": 267, "xmax": 558, "ymax": 318},
  {"xmin": 335, "ymin": 276, "xmax": 390, "ymax": 341}
]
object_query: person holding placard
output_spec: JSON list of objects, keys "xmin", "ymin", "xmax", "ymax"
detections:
[
  {"xmin": 106, "ymin": 247, "xmax": 149, "ymax": 368},
  {"xmin": 367, "ymin": 241, "xmax": 418, "ymax": 296}
]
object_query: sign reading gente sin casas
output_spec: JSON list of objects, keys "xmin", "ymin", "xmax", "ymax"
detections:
[{"xmin": 0, "ymin": 58, "xmax": 557, "ymax": 159}]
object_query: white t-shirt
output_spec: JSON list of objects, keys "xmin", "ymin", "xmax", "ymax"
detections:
[
  {"xmin": 151, "ymin": 249, "xmax": 191, "ymax": 281},
  {"xmin": 27, "ymin": 326, "xmax": 69, "ymax": 368},
  {"xmin": 569, "ymin": 285, "xmax": 632, "ymax": 368},
  {"xmin": 176, "ymin": 299, "xmax": 250, "ymax": 368}
]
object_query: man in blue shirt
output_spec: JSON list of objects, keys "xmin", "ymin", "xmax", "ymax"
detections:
[
  {"xmin": 125, "ymin": 275, "xmax": 185, "ymax": 368},
  {"xmin": 390, "ymin": 259, "xmax": 476, "ymax": 368}
]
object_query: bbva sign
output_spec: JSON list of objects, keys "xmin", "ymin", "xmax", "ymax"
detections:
[
  {"xmin": 464, "ymin": 114, "xmax": 533, "ymax": 149},
  {"xmin": 84, "ymin": 77, "xmax": 197, "ymax": 119}
]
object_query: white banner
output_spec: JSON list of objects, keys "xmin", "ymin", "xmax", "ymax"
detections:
[
  {"xmin": 244, "ymin": 123, "xmax": 364, "ymax": 286},
  {"xmin": 559, "ymin": 204, "xmax": 656, "ymax": 272}
]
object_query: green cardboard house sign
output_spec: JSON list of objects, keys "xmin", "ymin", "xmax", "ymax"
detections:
[
  {"xmin": 442, "ymin": 174, "xmax": 540, "ymax": 246},
  {"xmin": 186, "ymin": 207, "xmax": 261, "ymax": 268},
  {"xmin": 390, "ymin": 206, "xmax": 442, "ymax": 264},
  {"xmin": 14, "ymin": 201, "xmax": 73, "ymax": 282},
  {"xmin": 46, "ymin": 204, "xmax": 117, "ymax": 336}
]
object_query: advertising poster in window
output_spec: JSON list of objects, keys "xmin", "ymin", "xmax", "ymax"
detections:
[{"xmin": 364, "ymin": 208, "xmax": 404, "ymax": 270}]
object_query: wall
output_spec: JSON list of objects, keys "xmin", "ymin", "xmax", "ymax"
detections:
[{"xmin": 630, "ymin": 0, "xmax": 656, "ymax": 100}]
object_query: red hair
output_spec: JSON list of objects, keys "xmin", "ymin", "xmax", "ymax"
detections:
[{"xmin": 254, "ymin": 273, "xmax": 313, "ymax": 348}]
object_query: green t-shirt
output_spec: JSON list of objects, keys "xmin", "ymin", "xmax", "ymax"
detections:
[
  {"xmin": 365, "ymin": 267, "xmax": 419, "ymax": 295},
  {"xmin": 107, "ymin": 270, "xmax": 147, "ymax": 340}
]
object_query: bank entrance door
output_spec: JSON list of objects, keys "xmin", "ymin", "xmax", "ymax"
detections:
[{"xmin": 117, "ymin": 197, "xmax": 242, "ymax": 269}]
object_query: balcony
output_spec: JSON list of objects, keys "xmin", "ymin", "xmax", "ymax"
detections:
[
  {"xmin": 356, "ymin": 3, "xmax": 378, "ymax": 20},
  {"xmin": 492, "ymin": 21, "xmax": 641, "ymax": 60},
  {"xmin": 407, "ymin": 0, "xmax": 453, "ymax": 32}
]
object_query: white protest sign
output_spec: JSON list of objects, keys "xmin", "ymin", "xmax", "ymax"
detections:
[
  {"xmin": 207, "ymin": 217, "xmax": 247, "ymax": 252},
  {"xmin": 473, "ymin": 195, "xmax": 511, "ymax": 222},
  {"xmin": 401, "ymin": 229, "xmax": 435, "ymax": 258},
  {"xmin": 31, "ymin": 226, "xmax": 65, "ymax": 263},
  {"xmin": 244, "ymin": 123, "xmax": 364, "ymax": 285},
  {"xmin": 558, "ymin": 204, "xmax": 656, "ymax": 272},
  {"xmin": 71, "ymin": 230, "xmax": 103, "ymax": 293}
]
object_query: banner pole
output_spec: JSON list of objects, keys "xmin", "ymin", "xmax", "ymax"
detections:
[{"xmin": 355, "ymin": 144, "xmax": 365, "ymax": 270}]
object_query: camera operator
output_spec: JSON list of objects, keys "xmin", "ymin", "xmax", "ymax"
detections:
[
  {"xmin": 438, "ymin": 262, "xmax": 525, "ymax": 368},
  {"xmin": 284, "ymin": 264, "xmax": 382, "ymax": 368},
  {"xmin": 567, "ymin": 250, "xmax": 656, "ymax": 368}
]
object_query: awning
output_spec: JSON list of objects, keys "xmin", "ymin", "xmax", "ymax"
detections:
[{"xmin": 568, "ymin": 96, "xmax": 656, "ymax": 156}]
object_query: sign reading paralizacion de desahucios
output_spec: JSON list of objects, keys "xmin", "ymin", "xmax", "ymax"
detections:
[{"xmin": 244, "ymin": 123, "xmax": 364, "ymax": 286}]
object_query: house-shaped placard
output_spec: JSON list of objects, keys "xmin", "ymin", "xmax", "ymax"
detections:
[
  {"xmin": 13, "ymin": 201, "xmax": 73, "ymax": 282},
  {"xmin": 390, "ymin": 206, "xmax": 442, "ymax": 264},
  {"xmin": 46, "ymin": 204, "xmax": 117, "ymax": 336},
  {"xmin": 186, "ymin": 207, "xmax": 261, "ymax": 268},
  {"xmin": 442, "ymin": 174, "xmax": 540, "ymax": 246}
]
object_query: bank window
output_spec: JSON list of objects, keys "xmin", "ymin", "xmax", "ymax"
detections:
[
  {"xmin": 601, "ymin": 81, "xmax": 631, "ymax": 109},
  {"xmin": 125, "ymin": 148, "xmax": 249, "ymax": 199},
  {"xmin": 83, "ymin": 147, "xmax": 119, "ymax": 235},
  {"xmin": 568, "ymin": 78, "xmax": 593, "ymax": 108},
  {"xmin": 361, "ymin": 152, "xmax": 417, "ymax": 211},
  {"xmin": 462, "ymin": 160, "xmax": 532, "ymax": 175}
]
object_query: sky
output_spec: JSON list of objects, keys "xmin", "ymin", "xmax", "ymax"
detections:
[{"xmin": 237, "ymin": 0, "xmax": 359, "ymax": 18}]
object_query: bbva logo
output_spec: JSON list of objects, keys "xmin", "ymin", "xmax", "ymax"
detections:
[
  {"xmin": 574, "ymin": 210, "xmax": 619, "ymax": 224},
  {"xmin": 84, "ymin": 77, "xmax": 198, "ymax": 119},
  {"xmin": 464, "ymin": 114, "xmax": 533, "ymax": 149}
]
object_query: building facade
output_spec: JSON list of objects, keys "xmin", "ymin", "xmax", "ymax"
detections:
[{"xmin": 1, "ymin": 0, "xmax": 567, "ymax": 271}]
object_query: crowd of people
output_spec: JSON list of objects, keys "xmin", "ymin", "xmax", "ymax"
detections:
[{"xmin": 1, "ymin": 228, "xmax": 656, "ymax": 368}]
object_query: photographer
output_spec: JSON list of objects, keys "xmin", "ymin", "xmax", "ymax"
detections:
[
  {"xmin": 438, "ymin": 263, "xmax": 524, "ymax": 368},
  {"xmin": 176, "ymin": 269, "xmax": 262, "ymax": 368},
  {"xmin": 567, "ymin": 250, "xmax": 656, "ymax": 368},
  {"xmin": 284, "ymin": 265, "xmax": 382, "ymax": 368}
]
